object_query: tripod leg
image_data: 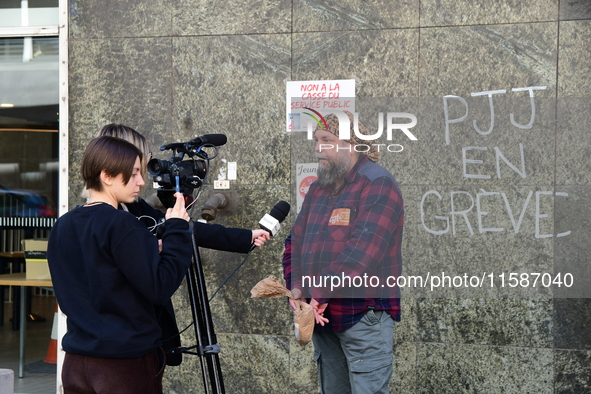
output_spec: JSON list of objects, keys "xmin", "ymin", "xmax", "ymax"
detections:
[{"xmin": 186, "ymin": 231, "xmax": 225, "ymax": 394}]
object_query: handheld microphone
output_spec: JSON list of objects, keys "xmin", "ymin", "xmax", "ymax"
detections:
[
  {"xmin": 189, "ymin": 134, "xmax": 227, "ymax": 147},
  {"xmin": 259, "ymin": 201, "xmax": 291, "ymax": 237},
  {"xmin": 211, "ymin": 201, "xmax": 291, "ymax": 300}
]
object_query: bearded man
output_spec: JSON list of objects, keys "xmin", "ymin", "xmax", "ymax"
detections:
[{"xmin": 282, "ymin": 112, "xmax": 404, "ymax": 394}]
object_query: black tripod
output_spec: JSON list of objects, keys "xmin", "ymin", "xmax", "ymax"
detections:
[
  {"xmin": 150, "ymin": 136, "xmax": 230, "ymax": 392},
  {"xmin": 181, "ymin": 225, "xmax": 225, "ymax": 393}
]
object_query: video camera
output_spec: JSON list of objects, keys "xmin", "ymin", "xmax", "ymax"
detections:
[{"xmin": 148, "ymin": 134, "xmax": 227, "ymax": 208}]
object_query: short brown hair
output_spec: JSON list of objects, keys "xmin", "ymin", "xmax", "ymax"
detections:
[
  {"xmin": 97, "ymin": 124, "xmax": 150, "ymax": 178},
  {"xmin": 81, "ymin": 136, "xmax": 143, "ymax": 192}
]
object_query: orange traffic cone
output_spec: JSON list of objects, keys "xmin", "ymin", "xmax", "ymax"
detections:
[{"xmin": 43, "ymin": 303, "xmax": 58, "ymax": 364}]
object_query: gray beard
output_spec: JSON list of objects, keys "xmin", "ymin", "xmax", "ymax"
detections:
[{"xmin": 316, "ymin": 155, "xmax": 351, "ymax": 188}]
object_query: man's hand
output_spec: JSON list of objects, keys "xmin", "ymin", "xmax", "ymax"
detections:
[
  {"xmin": 310, "ymin": 298, "xmax": 329, "ymax": 326},
  {"xmin": 288, "ymin": 287, "xmax": 306, "ymax": 312},
  {"xmin": 251, "ymin": 229, "xmax": 271, "ymax": 247},
  {"xmin": 165, "ymin": 193, "xmax": 190, "ymax": 222}
]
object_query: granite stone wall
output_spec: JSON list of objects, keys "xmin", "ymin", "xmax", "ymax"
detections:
[{"xmin": 67, "ymin": 0, "xmax": 591, "ymax": 392}]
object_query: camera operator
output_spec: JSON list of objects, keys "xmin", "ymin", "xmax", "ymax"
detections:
[
  {"xmin": 97, "ymin": 124, "xmax": 270, "ymax": 249},
  {"xmin": 95, "ymin": 124, "xmax": 270, "ymax": 364},
  {"xmin": 48, "ymin": 136, "xmax": 191, "ymax": 393}
]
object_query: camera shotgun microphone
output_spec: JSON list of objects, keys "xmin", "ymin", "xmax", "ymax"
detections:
[
  {"xmin": 189, "ymin": 134, "xmax": 227, "ymax": 147},
  {"xmin": 259, "ymin": 201, "xmax": 291, "ymax": 237}
]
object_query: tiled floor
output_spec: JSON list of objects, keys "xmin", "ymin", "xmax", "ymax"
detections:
[{"xmin": 0, "ymin": 290, "xmax": 57, "ymax": 394}]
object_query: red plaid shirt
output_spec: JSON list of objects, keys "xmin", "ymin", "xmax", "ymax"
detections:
[{"xmin": 283, "ymin": 155, "xmax": 404, "ymax": 332}]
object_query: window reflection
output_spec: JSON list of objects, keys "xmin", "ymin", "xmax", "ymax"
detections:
[
  {"xmin": 0, "ymin": 1, "xmax": 58, "ymax": 28},
  {"xmin": 0, "ymin": 36, "xmax": 58, "ymax": 251}
]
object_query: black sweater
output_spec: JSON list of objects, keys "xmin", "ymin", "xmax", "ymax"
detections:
[
  {"xmin": 47, "ymin": 203, "xmax": 192, "ymax": 358},
  {"xmin": 123, "ymin": 198, "xmax": 256, "ymax": 365}
]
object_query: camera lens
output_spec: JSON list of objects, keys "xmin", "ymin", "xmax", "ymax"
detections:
[{"xmin": 147, "ymin": 158, "xmax": 169, "ymax": 175}]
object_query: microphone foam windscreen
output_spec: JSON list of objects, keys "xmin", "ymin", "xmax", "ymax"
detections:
[
  {"xmin": 270, "ymin": 201, "xmax": 290, "ymax": 223},
  {"xmin": 203, "ymin": 134, "xmax": 227, "ymax": 146}
]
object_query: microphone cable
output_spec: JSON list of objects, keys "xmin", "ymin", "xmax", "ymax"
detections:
[
  {"xmin": 207, "ymin": 244, "xmax": 256, "ymax": 303},
  {"xmin": 161, "ymin": 245, "xmax": 256, "ymax": 350}
]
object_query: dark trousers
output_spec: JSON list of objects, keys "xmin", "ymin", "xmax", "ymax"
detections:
[{"xmin": 62, "ymin": 348, "xmax": 165, "ymax": 394}]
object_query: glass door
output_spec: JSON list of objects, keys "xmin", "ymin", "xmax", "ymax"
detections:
[{"xmin": 0, "ymin": 35, "xmax": 59, "ymax": 251}]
